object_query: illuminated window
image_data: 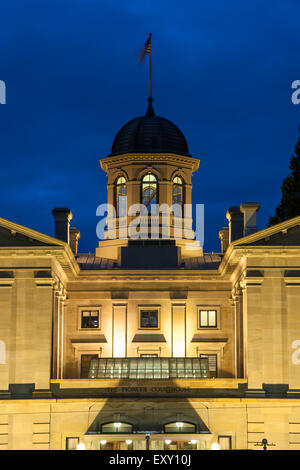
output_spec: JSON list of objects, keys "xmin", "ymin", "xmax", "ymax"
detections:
[
  {"xmin": 172, "ymin": 176, "xmax": 184, "ymax": 214},
  {"xmin": 115, "ymin": 176, "xmax": 127, "ymax": 217},
  {"xmin": 199, "ymin": 309, "xmax": 217, "ymax": 328},
  {"xmin": 81, "ymin": 310, "xmax": 99, "ymax": 329},
  {"xmin": 200, "ymin": 354, "xmax": 217, "ymax": 378},
  {"xmin": 140, "ymin": 309, "xmax": 159, "ymax": 328},
  {"xmin": 164, "ymin": 422, "xmax": 196, "ymax": 433},
  {"xmin": 101, "ymin": 422, "xmax": 133, "ymax": 434},
  {"xmin": 142, "ymin": 173, "xmax": 158, "ymax": 210}
]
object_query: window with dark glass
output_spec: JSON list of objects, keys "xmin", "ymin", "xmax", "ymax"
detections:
[
  {"xmin": 199, "ymin": 309, "xmax": 217, "ymax": 328},
  {"xmin": 172, "ymin": 176, "xmax": 184, "ymax": 213},
  {"xmin": 81, "ymin": 310, "xmax": 99, "ymax": 329},
  {"xmin": 115, "ymin": 176, "xmax": 127, "ymax": 217},
  {"xmin": 81, "ymin": 354, "xmax": 98, "ymax": 378},
  {"xmin": 142, "ymin": 173, "xmax": 158, "ymax": 211},
  {"xmin": 140, "ymin": 309, "xmax": 159, "ymax": 328}
]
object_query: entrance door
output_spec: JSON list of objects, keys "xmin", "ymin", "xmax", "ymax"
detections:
[{"xmin": 80, "ymin": 354, "xmax": 98, "ymax": 378}]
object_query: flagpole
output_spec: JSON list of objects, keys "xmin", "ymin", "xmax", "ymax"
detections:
[{"xmin": 149, "ymin": 33, "xmax": 152, "ymax": 98}]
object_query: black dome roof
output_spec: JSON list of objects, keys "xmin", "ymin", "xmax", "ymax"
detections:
[{"xmin": 110, "ymin": 98, "xmax": 190, "ymax": 156}]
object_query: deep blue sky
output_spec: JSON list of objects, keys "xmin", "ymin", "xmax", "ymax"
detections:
[{"xmin": 1, "ymin": 0, "xmax": 300, "ymax": 253}]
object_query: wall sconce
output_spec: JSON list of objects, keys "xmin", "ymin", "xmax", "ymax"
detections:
[
  {"xmin": 76, "ymin": 443, "xmax": 86, "ymax": 450},
  {"xmin": 211, "ymin": 443, "xmax": 220, "ymax": 450}
]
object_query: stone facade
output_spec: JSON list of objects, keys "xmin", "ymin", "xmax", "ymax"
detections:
[{"xmin": 1, "ymin": 101, "xmax": 300, "ymax": 450}]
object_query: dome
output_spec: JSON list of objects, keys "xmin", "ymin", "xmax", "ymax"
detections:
[{"xmin": 110, "ymin": 97, "xmax": 190, "ymax": 157}]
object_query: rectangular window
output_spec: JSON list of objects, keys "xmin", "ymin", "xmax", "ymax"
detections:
[
  {"xmin": 140, "ymin": 309, "xmax": 159, "ymax": 328},
  {"xmin": 199, "ymin": 309, "xmax": 217, "ymax": 328},
  {"xmin": 218, "ymin": 436, "xmax": 232, "ymax": 450},
  {"xmin": 66, "ymin": 437, "xmax": 79, "ymax": 450},
  {"xmin": 81, "ymin": 310, "xmax": 99, "ymax": 329},
  {"xmin": 200, "ymin": 354, "xmax": 217, "ymax": 378},
  {"xmin": 80, "ymin": 354, "xmax": 98, "ymax": 378}
]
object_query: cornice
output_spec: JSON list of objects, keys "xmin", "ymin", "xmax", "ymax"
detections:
[
  {"xmin": 100, "ymin": 153, "xmax": 200, "ymax": 173},
  {"xmin": 232, "ymin": 215, "xmax": 300, "ymax": 246}
]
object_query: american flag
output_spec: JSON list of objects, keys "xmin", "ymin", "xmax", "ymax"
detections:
[{"xmin": 139, "ymin": 35, "xmax": 151, "ymax": 63}]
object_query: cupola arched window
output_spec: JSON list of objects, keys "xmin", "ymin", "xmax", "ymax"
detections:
[
  {"xmin": 172, "ymin": 176, "xmax": 184, "ymax": 213},
  {"xmin": 142, "ymin": 173, "xmax": 158, "ymax": 211},
  {"xmin": 115, "ymin": 176, "xmax": 127, "ymax": 217}
]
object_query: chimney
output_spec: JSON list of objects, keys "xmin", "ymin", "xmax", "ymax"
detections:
[
  {"xmin": 226, "ymin": 206, "xmax": 244, "ymax": 243},
  {"xmin": 240, "ymin": 202, "xmax": 260, "ymax": 236},
  {"xmin": 70, "ymin": 227, "xmax": 80, "ymax": 256},
  {"xmin": 52, "ymin": 207, "xmax": 72, "ymax": 244},
  {"xmin": 218, "ymin": 227, "xmax": 229, "ymax": 253}
]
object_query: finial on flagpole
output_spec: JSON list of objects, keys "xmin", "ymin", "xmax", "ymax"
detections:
[
  {"xmin": 146, "ymin": 96, "xmax": 155, "ymax": 117},
  {"xmin": 149, "ymin": 33, "xmax": 152, "ymax": 99}
]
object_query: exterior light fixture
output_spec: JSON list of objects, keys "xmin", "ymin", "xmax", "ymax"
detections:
[
  {"xmin": 114, "ymin": 422, "xmax": 121, "ymax": 429},
  {"xmin": 211, "ymin": 442, "xmax": 220, "ymax": 450},
  {"xmin": 76, "ymin": 443, "xmax": 86, "ymax": 450},
  {"xmin": 100, "ymin": 440, "xmax": 107, "ymax": 445},
  {"xmin": 165, "ymin": 440, "xmax": 171, "ymax": 445},
  {"xmin": 190, "ymin": 440, "xmax": 197, "ymax": 444},
  {"xmin": 176, "ymin": 422, "xmax": 183, "ymax": 429},
  {"xmin": 126, "ymin": 440, "xmax": 132, "ymax": 445}
]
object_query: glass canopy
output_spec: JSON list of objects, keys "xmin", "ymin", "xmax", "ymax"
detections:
[{"xmin": 88, "ymin": 357, "xmax": 209, "ymax": 379}]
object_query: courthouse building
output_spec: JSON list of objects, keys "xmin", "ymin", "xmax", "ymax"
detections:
[{"xmin": 0, "ymin": 96, "xmax": 300, "ymax": 450}]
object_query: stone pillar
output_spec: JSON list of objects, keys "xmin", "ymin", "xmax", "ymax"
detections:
[
  {"xmin": 112, "ymin": 304, "xmax": 127, "ymax": 357},
  {"xmin": 172, "ymin": 304, "xmax": 186, "ymax": 357},
  {"xmin": 232, "ymin": 285, "xmax": 244, "ymax": 378}
]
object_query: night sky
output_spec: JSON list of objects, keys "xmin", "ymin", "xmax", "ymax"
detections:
[{"xmin": 1, "ymin": 0, "xmax": 300, "ymax": 253}]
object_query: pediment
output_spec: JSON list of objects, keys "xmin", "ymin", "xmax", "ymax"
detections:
[
  {"xmin": 0, "ymin": 217, "xmax": 65, "ymax": 248},
  {"xmin": 232, "ymin": 215, "xmax": 300, "ymax": 248}
]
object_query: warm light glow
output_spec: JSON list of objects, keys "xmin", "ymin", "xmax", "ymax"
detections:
[
  {"xmin": 211, "ymin": 442, "xmax": 220, "ymax": 450},
  {"xmin": 165, "ymin": 440, "xmax": 171, "ymax": 445},
  {"xmin": 113, "ymin": 305, "xmax": 126, "ymax": 357},
  {"xmin": 126, "ymin": 440, "xmax": 132, "ymax": 445},
  {"xmin": 114, "ymin": 422, "xmax": 121, "ymax": 428},
  {"xmin": 100, "ymin": 440, "xmax": 107, "ymax": 445},
  {"xmin": 190, "ymin": 440, "xmax": 197, "ymax": 444},
  {"xmin": 76, "ymin": 443, "xmax": 86, "ymax": 450},
  {"xmin": 113, "ymin": 343, "xmax": 126, "ymax": 358},
  {"xmin": 172, "ymin": 341, "xmax": 185, "ymax": 357},
  {"xmin": 176, "ymin": 422, "xmax": 183, "ymax": 428}
]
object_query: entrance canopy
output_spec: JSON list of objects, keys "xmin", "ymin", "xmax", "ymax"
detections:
[{"xmin": 88, "ymin": 357, "xmax": 209, "ymax": 379}]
